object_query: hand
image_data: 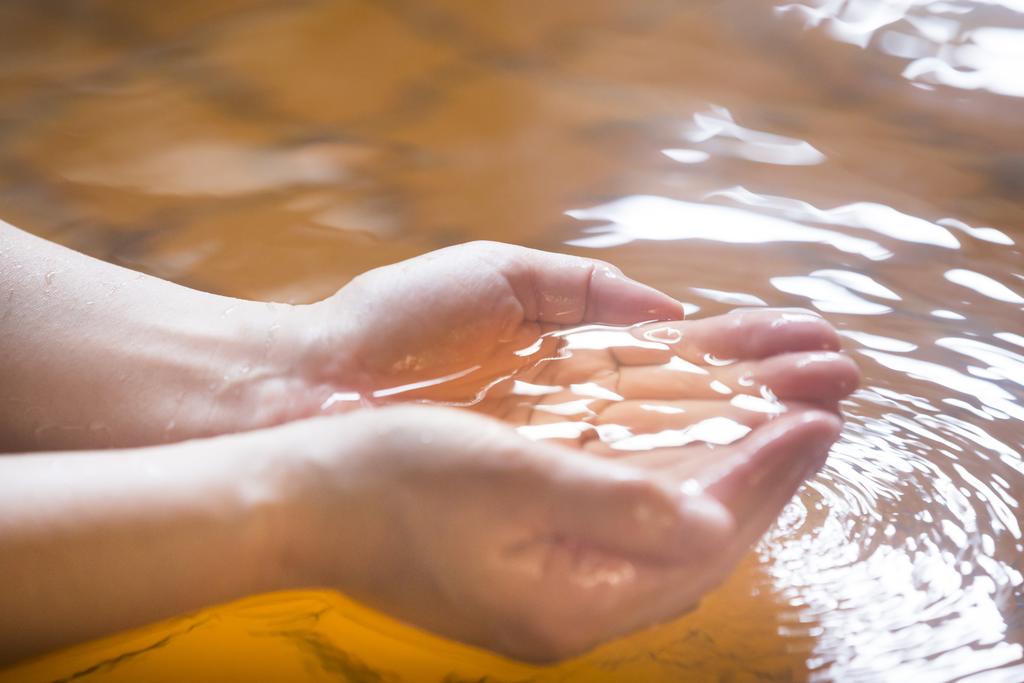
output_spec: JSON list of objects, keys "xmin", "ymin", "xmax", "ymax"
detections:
[
  {"xmin": 283, "ymin": 243, "xmax": 857, "ymax": 418},
  {"xmin": 0, "ymin": 397, "xmax": 844, "ymax": 665},
  {"xmin": 277, "ymin": 241, "xmax": 686, "ymax": 417},
  {"xmin": 284, "ymin": 404, "xmax": 843, "ymax": 662}
]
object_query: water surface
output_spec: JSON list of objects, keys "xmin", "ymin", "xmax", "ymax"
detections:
[{"xmin": 0, "ymin": 0, "xmax": 1022, "ymax": 680}]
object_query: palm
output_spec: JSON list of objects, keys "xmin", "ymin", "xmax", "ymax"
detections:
[{"xmin": 483, "ymin": 313, "xmax": 855, "ymax": 459}]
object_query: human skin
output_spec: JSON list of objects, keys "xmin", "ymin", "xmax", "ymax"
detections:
[
  {"xmin": 0, "ymin": 406, "xmax": 842, "ymax": 665},
  {"xmin": 0, "ymin": 223, "xmax": 860, "ymax": 663},
  {"xmin": 0, "ymin": 225, "xmax": 856, "ymax": 451},
  {"xmin": 1, "ymin": 225, "xmax": 697, "ymax": 451}
]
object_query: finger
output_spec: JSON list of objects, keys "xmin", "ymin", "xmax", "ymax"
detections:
[
  {"xmin": 616, "ymin": 351, "xmax": 860, "ymax": 405},
  {"xmin": 492, "ymin": 243, "xmax": 685, "ymax": 324},
  {"xmin": 702, "ymin": 410, "xmax": 840, "ymax": 525},
  {"xmin": 624, "ymin": 309, "xmax": 843, "ymax": 364},
  {"xmin": 585, "ymin": 264, "xmax": 685, "ymax": 324},
  {"xmin": 540, "ymin": 449, "xmax": 735, "ymax": 562},
  {"xmin": 535, "ymin": 411, "xmax": 840, "ymax": 654}
]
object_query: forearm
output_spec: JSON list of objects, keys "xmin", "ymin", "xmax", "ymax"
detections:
[
  {"xmin": 0, "ymin": 223, "xmax": 326, "ymax": 451},
  {"xmin": 0, "ymin": 428, "xmax": 310, "ymax": 665}
]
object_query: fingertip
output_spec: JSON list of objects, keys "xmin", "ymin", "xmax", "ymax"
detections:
[
  {"xmin": 704, "ymin": 409, "xmax": 842, "ymax": 516},
  {"xmin": 796, "ymin": 409, "xmax": 843, "ymax": 473},
  {"xmin": 804, "ymin": 352, "xmax": 862, "ymax": 400},
  {"xmin": 678, "ymin": 492, "xmax": 736, "ymax": 550},
  {"xmin": 753, "ymin": 351, "xmax": 862, "ymax": 404},
  {"xmin": 588, "ymin": 265, "xmax": 685, "ymax": 324},
  {"xmin": 757, "ymin": 409, "xmax": 841, "ymax": 505}
]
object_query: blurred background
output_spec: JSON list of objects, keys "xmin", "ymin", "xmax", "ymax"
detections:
[{"xmin": 0, "ymin": 1, "xmax": 1022, "ymax": 680}]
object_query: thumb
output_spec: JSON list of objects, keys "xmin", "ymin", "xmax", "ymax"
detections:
[
  {"xmin": 499, "ymin": 245, "xmax": 685, "ymax": 324},
  {"xmin": 585, "ymin": 262, "xmax": 687, "ymax": 325},
  {"xmin": 541, "ymin": 450, "xmax": 735, "ymax": 562}
]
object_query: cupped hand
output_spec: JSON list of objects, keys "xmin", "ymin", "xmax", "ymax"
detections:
[
  {"xmin": 288, "ymin": 241, "xmax": 684, "ymax": 412},
  {"xmin": 263, "ymin": 242, "xmax": 860, "ymax": 661},
  {"xmin": 291, "ymin": 239, "xmax": 859, "ymax": 497},
  {"xmin": 285, "ymin": 403, "xmax": 843, "ymax": 663},
  {"xmin": 287, "ymin": 241, "xmax": 856, "ymax": 417},
  {"xmin": 282, "ymin": 242, "xmax": 859, "ymax": 661}
]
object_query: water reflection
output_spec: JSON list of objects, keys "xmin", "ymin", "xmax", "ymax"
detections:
[
  {"xmin": 778, "ymin": 0, "xmax": 1024, "ymax": 97},
  {"xmin": 564, "ymin": 96, "xmax": 1023, "ymax": 677},
  {"xmin": 770, "ymin": 275, "xmax": 894, "ymax": 315},
  {"xmin": 763, "ymin": 377, "xmax": 1024, "ymax": 680},
  {"xmin": 62, "ymin": 140, "xmax": 370, "ymax": 196},
  {"xmin": 903, "ymin": 27, "xmax": 1024, "ymax": 98},
  {"xmin": 668, "ymin": 105, "xmax": 826, "ymax": 166},
  {"xmin": 945, "ymin": 268, "xmax": 1024, "ymax": 304},
  {"xmin": 707, "ymin": 187, "xmax": 961, "ymax": 249},
  {"xmin": 0, "ymin": 0, "xmax": 1022, "ymax": 680},
  {"xmin": 565, "ymin": 195, "xmax": 891, "ymax": 258}
]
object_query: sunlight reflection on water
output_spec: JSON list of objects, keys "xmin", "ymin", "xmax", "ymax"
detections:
[{"xmin": 0, "ymin": 0, "xmax": 1021, "ymax": 680}]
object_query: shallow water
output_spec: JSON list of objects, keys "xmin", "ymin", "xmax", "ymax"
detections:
[{"xmin": 0, "ymin": 0, "xmax": 1022, "ymax": 681}]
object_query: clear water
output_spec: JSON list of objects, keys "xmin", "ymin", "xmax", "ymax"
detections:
[{"xmin": 0, "ymin": 0, "xmax": 1022, "ymax": 681}]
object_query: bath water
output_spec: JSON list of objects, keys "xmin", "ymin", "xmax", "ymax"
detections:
[{"xmin": 0, "ymin": 0, "xmax": 1022, "ymax": 680}]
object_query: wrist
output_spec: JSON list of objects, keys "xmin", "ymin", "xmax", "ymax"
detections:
[
  {"xmin": 217, "ymin": 424, "xmax": 332, "ymax": 594},
  {"xmin": 259, "ymin": 413, "xmax": 399, "ymax": 595},
  {"xmin": 165, "ymin": 298, "xmax": 359, "ymax": 441}
]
